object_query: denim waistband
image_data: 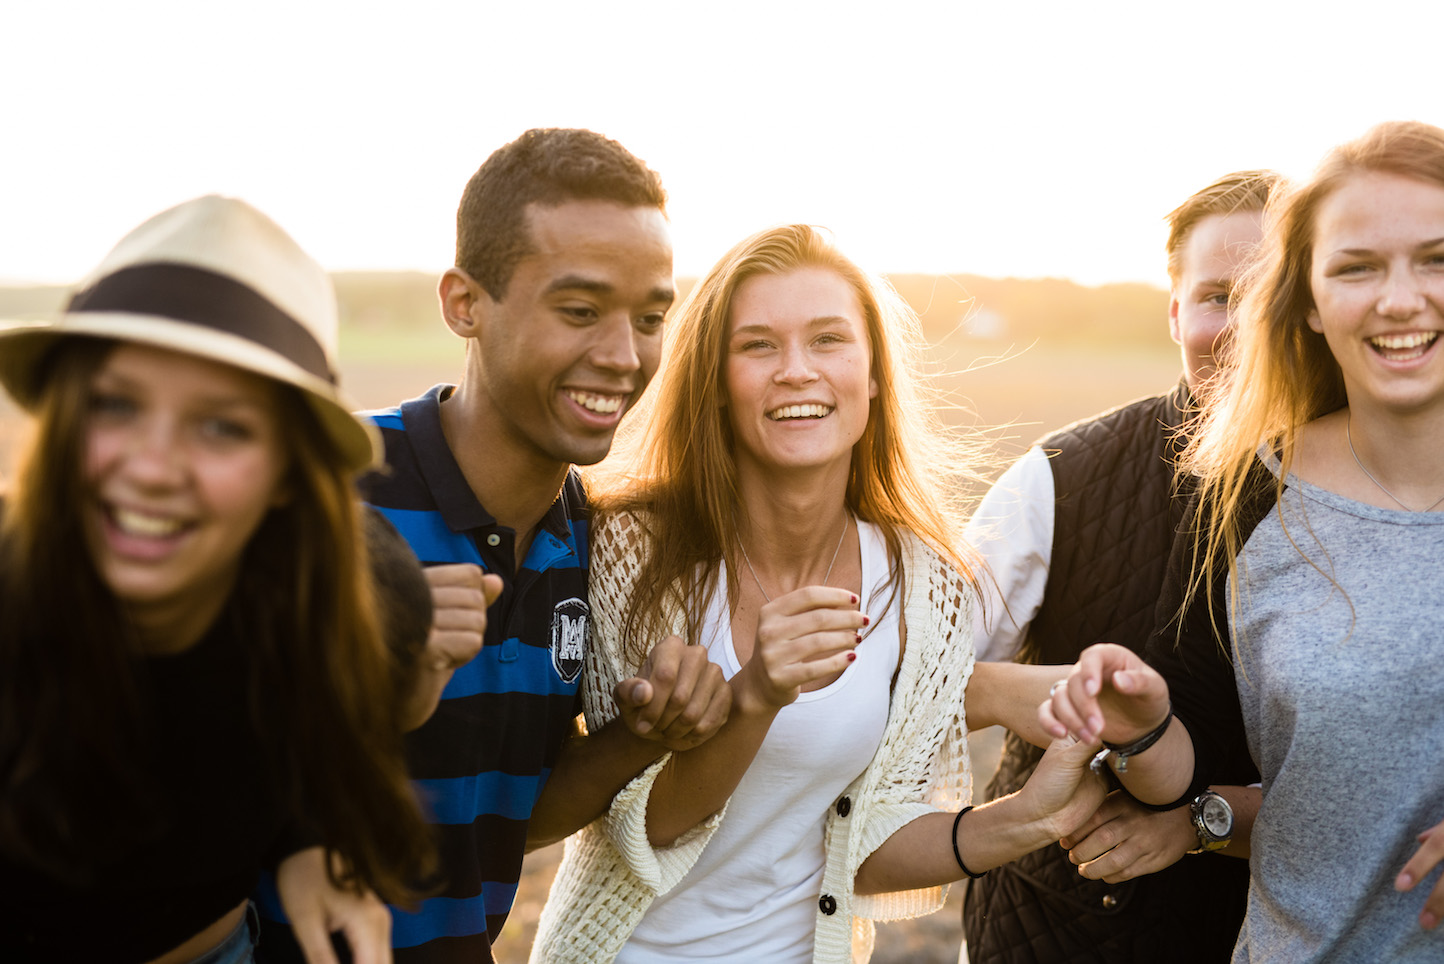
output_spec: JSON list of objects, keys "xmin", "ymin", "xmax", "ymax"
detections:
[{"xmin": 188, "ymin": 902, "xmax": 259, "ymax": 964}]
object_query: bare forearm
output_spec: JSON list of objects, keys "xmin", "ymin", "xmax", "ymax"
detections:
[
  {"xmin": 1106, "ymin": 718, "xmax": 1197, "ymax": 806},
  {"xmin": 854, "ymin": 795, "xmax": 1061, "ymax": 895},
  {"xmin": 525, "ymin": 719, "xmax": 667, "ymax": 851},
  {"xmin": 857, "ymin": 731, "xmax": 1110, "ymax": 894},
  {"xmin": 1215, "ymin": 783, "xmax": 1259, "ymax": 859},
  {"xmin": 525, "ymin": 630, "xmax": 737, "ymax": 851},
  {"xmin": 967, "ymin": 662, "xmax": 1075, "ymax": 746},
  {"xmin": 644, "ymin": 692, "xmax": 779, "ymax": 846},
  {"xmin": 526, "ymin": 692, "xmax": 772, "ymax": 851}
]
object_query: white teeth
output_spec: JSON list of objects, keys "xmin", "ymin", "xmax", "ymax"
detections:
[
  {"xmin": 768, "ymin": 404, "xmax": 832, "ymax": 420},
  {"xmin": 113, "ymin": 507, "xmax": 184, "ymax": 537},
  {"xmin": 1370, "ymin": 332, "xmax": 1437, "ymax": 350},
  {"xmin": 567, "ymin": 391, "xmax": 623, "ymax": 414}
]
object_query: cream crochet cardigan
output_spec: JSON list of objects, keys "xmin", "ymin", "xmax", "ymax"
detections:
[{"xmin": 530, "ymin": 513, "xmax": 976, "ymax": 964}]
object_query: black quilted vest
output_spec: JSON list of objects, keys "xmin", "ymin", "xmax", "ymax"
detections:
[{"xmin": 963, "ymin": 382, "xmax": 1250, "ymax": 964}]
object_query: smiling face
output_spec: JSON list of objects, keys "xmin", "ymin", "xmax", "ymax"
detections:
[
  {"xmin": 1307, "ymin": 172, "xmax": 1444, "ymax": 417},
  {"xmin": 724, "ymin": 267, "xmax": 878, "ymax": 482},
  {"xmin": 1169, "ymin": 210, "xmax": 1264, "ymax": 390},
  {"xmin": 469, "ymin": 199, "xmax": 674, "ymax": 469},
  {"xmin": 82, "ymin": 343, "xmax": 291, "ymax": 645}
]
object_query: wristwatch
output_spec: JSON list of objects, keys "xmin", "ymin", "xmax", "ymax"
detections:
[{"xmin": 1187, "ymin": 789, "xmax": 1234, "ymax": 854}]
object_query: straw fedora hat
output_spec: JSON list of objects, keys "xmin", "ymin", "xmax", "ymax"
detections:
[{"xmin": 0, "ymin": 194, "xmax": 381, "ymax": 471}]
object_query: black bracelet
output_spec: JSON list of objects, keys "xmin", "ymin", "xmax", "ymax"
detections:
[
  {"xmin": 1100, "ymin": 705, "xmax": 1173, "ymax": 773},
  {"xmin": 951, "ymin": 806, "xmax": 986, "ymax": 879}
]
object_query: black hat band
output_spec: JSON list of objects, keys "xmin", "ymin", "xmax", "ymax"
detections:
[{"xmin": 66, "ymin": 262, "xmax": 334, "ymax": 384}]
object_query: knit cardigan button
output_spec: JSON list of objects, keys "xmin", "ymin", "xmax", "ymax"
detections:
[
  {"xmin": 819, "ymin": 894, "xmax": 837, "ymax": 915},
  {"xmin": 835, "ymin": 796, "xmax": 852, "ymax": 817}
]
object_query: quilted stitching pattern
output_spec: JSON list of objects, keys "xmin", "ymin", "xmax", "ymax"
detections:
[
  {"xmin": 1026, "ymin": 387, "xmax": 1188, "ymax": 664},
  {"xmin": 963, "ymin": 385, "xmax": 1247, "ymax": 963},
  {"xmin": 964, "ymin": 848, "xmax": 1248, "ymax": 963}
]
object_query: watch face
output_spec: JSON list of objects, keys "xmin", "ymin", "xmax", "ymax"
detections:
[{"xmin": 1201, "ymin": 796, "xmax": 1232, "ymax": 837}]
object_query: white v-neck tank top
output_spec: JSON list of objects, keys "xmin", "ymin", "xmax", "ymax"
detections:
[{"xmin": 618, "ymin": 520, "xmax": 901, "ymax": 962}]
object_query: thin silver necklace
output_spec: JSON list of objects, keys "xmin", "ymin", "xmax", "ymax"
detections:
[
  {"xmin": 736, "ymin": 514, "xmax": 850, "ymax": 603},
  {"xmin": 1346, "ymin": 410, "xmax": 1444, "ymax": 513}
]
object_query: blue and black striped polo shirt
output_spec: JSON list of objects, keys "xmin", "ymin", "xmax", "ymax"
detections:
[{"xmin": 259, "ymin": 384, "xmax": 590, "ymax": 964}]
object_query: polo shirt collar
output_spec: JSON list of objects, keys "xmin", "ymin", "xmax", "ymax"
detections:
[{"xmin": 399, "ymin": 384, "xmax": 574, "ymax": 541}]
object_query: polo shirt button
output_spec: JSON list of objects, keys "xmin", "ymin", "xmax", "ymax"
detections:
[
  {"xmin": 835, "ymin": 796, "xmax": 851, "ymax": 818},
  {"xmin": 486, "ymin": 534, "xmax": 501, "ymax": 547},
  {"xmin": 1101, "ymin": 893, "xmax": 1118, "ymax": 909},
  {"xmin": 819, "ymin": 894, "xmax": 837, "ymax": 915}
]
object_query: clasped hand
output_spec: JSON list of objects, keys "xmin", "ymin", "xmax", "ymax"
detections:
[
  {"xmin": 1059, "ymin": 790, "xmax": 1198, "ymax": 882},
  {"xmin": 404, "ymin": 564, "xmax": 504, "ymax": 729},
  {"xmin": 614, "ymin": 635, "xmax": 732, "ymax": 752},
  {"xmin": 736, "ymin": 586, "xmax": 866, "ymax": 711},
  {"xmin": 1039, "ymin": 642, "xmax": 1171, "ymax": 745},
  {"xmin": 1042, "ymin": 645, "xmax": 1444, "ymax": 932},
  {"xmin": 1017, "ymin": 735, "xmax": 1110, "ymax": 843}
]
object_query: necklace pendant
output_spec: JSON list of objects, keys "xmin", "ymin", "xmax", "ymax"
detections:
[
  {"xmin": 1346, "ymin": 411, "xmax": 1444, "ymax": 513},
  {"xmin": 737, "ymin": 512, "xmax": 852, "ymax": 604}
]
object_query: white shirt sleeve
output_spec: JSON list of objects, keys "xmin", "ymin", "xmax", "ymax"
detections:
[{"xmin": 964, "ymin": 445, "xmax": 1055, "ymax": 663}]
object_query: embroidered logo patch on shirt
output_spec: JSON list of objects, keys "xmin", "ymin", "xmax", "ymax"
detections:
[{"xmin": 550, "ymin": 597, "xmax": 589, "ymax": 683}]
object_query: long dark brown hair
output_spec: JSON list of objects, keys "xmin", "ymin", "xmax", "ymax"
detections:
[{"xmin": 0, "ymin": 339, "xmax": 435, "ymax": 904}]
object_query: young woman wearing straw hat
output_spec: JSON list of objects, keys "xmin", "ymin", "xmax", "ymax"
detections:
[{"xmin": 0, "ymin": 195, "xmax": 437, "ymax": 963}]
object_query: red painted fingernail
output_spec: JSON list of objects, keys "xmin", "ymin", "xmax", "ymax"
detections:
[
  {"xmin": 855, "ymin": 633, "xmax": 862, "ymax": 644},
  {"xmin": 850, "ymin": 594, "xmax": 858, "ymax": 605},
  {"xmin": 862, "ymin": 615, "xmax": 870, "ymax": 626},
  {"xmin": 846, "ymin": 652, "xmax": 857, "ymax": 663}
]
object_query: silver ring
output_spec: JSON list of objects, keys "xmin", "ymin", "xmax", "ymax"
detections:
[{"xmin": 1049, "ymin": 679, "xmax": 1068, "ymax": 697}]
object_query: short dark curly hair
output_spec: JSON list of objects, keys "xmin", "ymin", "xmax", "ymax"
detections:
[{"xmin": 455, "ymin": 128, "xmax": 668, "ymax": 300}]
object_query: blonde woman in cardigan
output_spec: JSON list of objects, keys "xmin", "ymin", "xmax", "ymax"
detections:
[{"xmin": 532, "ymin": 225, "xmax": 1105, "ymax": 963}]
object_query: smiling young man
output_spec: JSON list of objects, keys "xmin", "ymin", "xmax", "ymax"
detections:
[
  {"xmin": 255, "ymin": 129, "xmax": 731, "ymax": 964},
  {"xmin": 961, "ymin": 172, "xmax": 1278, "ymax": 963}
]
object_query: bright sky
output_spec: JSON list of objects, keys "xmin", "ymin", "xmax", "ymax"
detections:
[{"xmin": 2, "ymin": 0, "xmax": 1440, "ymax": 289}]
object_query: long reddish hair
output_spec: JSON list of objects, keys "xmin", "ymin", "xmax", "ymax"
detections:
[{"xmin": 1182, "ymin": 121, "xmax": 1444, "ymax": 641}]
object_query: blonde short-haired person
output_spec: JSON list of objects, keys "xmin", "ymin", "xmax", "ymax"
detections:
[
  {"xmin": 962, "ymin": 171, "xmax": 1278, "ymax": 964},
  {"xmin": 1043, "ymin": 121, "xmax": 1444, "ymax": 962},
  {"xmin": 0, "ymin": 197, "xmax": 436, "ymax": 963},
  {"xmin": 532, "ymin": 224, "xmax": 1107, "ymax": 963}
]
